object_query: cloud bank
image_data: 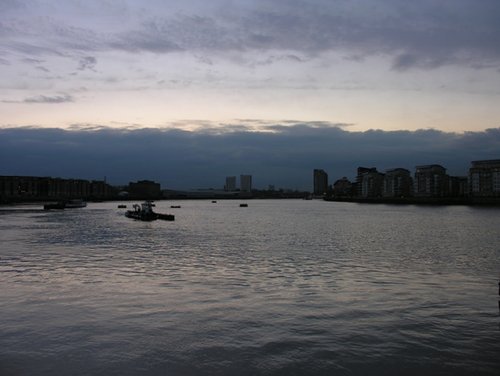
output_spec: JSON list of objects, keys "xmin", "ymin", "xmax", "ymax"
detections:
[
  {"xmin": 1, "ymin": 123, "xmax": 499, "ymax": 190},
  {"xmin": 2, "ymin": 1, "xmax": 500, "ymax": 133}
]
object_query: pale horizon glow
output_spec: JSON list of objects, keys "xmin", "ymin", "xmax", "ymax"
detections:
[{"xmin": 1, "ymin": 0, "xmax": 500, "ymax": 133}]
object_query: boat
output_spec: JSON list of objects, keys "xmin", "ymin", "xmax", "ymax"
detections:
[
  {"xmin": 43, "ymin": 199, "xmax": 86, "ymax": 210},
  {"xmin": 118, "ymin": 204, "xmax": 127, "ymax": 208},
  {"xmin": 240, "ymin": 203, "xmax": 248, "ymax": 207},
  {"xmin": 44, "ymin": 201, "xmax": 66, "ymax": 210},
  {"xmin": 125, "ymin": 201, "xmax": 174, "ymax": 221},
  {"xmin": 64, "ymin": 199, "xmax": 87, "ymax": 208},
  {"xmin": 170, "ymin": 205, "xmax": 181, "ymax": 208}
]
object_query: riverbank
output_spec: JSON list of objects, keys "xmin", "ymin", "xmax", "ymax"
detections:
[{"xmin": 324, "ymin": 196, "xmax": 500, "ymax": 206}]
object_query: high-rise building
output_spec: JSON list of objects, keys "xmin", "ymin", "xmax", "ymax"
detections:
[
  {"xmin": 240, "ymin": 175, "xmax": 252, "ymax": 192},
  {"xmin": 225, "ymin": 176, "xmax": 236, "ymax": 191},
  {"xmin": 313, "ymin": 169, "xmax": 328, "ymax": 195},
  {"xmin": 469, "ymin": 159, "xmax": 500, "ymax": 197}
]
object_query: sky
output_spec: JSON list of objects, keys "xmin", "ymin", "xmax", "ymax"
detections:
[{"xmin": 1, "ymin": 0, "xmax": 500, "ymax": 189}]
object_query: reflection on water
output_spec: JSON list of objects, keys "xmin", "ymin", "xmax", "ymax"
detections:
[{"xmin": 1, "ymin": 200, "xmax": 499, "ymax": 375}]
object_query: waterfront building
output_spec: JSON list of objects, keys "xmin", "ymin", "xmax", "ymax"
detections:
[
  {"xmin": 0, "ymin": 175, "xmax": 42, "ymax": 200},
  {"xmin": 240, "ymin": 175, "xmax": 252, "ymax": 192},
  {"xmin": 356, "ymin": 167, "xmax": 376, "ymax": 197},
  {"xmin": 332, "ymin": 177, "xmax": 352, "ymax": 197},
  {"xmin": 448, "ymin": 176, "xmax": 468, "ymax": 197},
  {"xmin": 225, "ymin": 176, "xmax": 236, "ymax": 191},
  {"xmin": 313, "ymin": 169, "xmax": 328, "ymax": 196},
  {"xmin": 469, "ymin": 159, "xmax": 500, "ymax": 197},
  {"xmin": 0, "ymin": 175, "xmax": 111, "ymax": 202},
  {"xmin": 414, "ymin": 164, "xmax": 449, "ymax": 197},
  {"xmin": 128, "ymin": 180, "xmax": 161, "ymax": 198},
  {"xmin": 383, "ymin": 168, "xmax": 412, "ymax": 198},
  {"xmin": 90, "ymin": 180, "xmax": 112, "ymax": 199},
  {"xmin": 357, "ymin": 167, "xmax": 384, "ymax": 198}
]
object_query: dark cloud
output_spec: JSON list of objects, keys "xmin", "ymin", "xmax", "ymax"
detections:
[{"xmin": 1, "ymin": 123, "xmax": 498, "ymax": 190}]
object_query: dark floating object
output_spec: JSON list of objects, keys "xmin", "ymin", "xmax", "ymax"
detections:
[
  {"xmin": 65, "ymin": 199, "xmax": 87, "ymax": 208},
  {"xmin": 44, "ymin": 199, "xmax": 87, "ymax": 210},
  {"xmin": 212, "ymin": 201, "xmax": 217, "ymax": 203},
  {"xmin": 44, "ymin": 202, "xmax": 66, "ymax": 210},
  {"xmin": 170, "ymin": 205, "xmax": 181, "ymax": 208},
  {"xmin": 118, "ymin": 204, "xmax": 127, "ymax": 208},
  {"xmin": 125, "ymin": 201, "xmax": 174, "ymax": 221},
  {"xmin": 240, "ymin": 203, "xmax": 248, "ymax": 207}
]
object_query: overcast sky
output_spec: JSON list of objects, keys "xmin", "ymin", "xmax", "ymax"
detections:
[
  {"xmin": 1, "ymin": 0, "xmax": 500, "ymax": 132},
  {"xmin": 1, "ymin": 1, "xmax": 500, "ymax": 189}
]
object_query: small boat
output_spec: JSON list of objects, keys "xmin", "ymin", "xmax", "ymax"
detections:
[
  {"xmin": 44, "ymin": 201, "xmax": 66, "ymax": 210},
  {"xmin": 65, "ymin": 199, "xmax": 87, "ymax": 208},
  {"xmin": 240, "ymin": 203, "xmax": 248, "ymax": 207},
  {"xmin": 118, "ymin": 204, "xmax": 127, "ymax": 208},
  {"xmin": 43, "ymin": 199, "xmax": 87, "ymax": 210},
  {"xmin": 212, "ymin": 201, "xmax": 217, "ymax": 203},
  {"xmin": 170, "ymin": 205, "xmax": 181, "ymax": 208},
  {"xmin": 125, "ymin": 201, "xmax": 174, "ymax": 221}
]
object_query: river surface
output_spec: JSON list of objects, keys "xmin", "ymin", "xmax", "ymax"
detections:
[{"xmin": 1, "ymin": 200, "xmax": 499, "ymax": 375}]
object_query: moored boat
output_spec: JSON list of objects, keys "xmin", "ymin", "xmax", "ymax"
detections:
[
  {"xmin": 65, "ymin": 199, "xmax": 87, "ymax": 208},
  {"xmin": 44, "ymin": 202, "xmax": 66, "ymax": 210},
  {"xmin": 43, "ymin": 199, "xmax": 87, "ymax": 210}
]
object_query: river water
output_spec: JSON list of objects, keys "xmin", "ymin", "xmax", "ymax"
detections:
[{"xmin": 1, "ymin": 200, "xmax": 499, "ymax": 375}]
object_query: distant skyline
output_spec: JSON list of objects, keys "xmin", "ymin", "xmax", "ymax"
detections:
[{"xmin": 1, "ymin": 0, "xmax": 500, "ymax": 132}]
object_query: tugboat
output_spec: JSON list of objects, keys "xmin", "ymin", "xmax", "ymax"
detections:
[{"xmin": 125, "ymin": 201, "xmax": 174, "ymax": 221}]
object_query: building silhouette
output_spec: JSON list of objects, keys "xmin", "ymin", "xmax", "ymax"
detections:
[
  {"xmin": 313, "ymin": 169, "xmax": 328, "ymax": 195},
  {"xmin": 357, "ymin": 167, "xmax": 384, "ymax": 198},
  {"xmin": 225, "ymin": 176, "xmax": 236, "ymax": 191},
  {"xmin": 383, "ymin": 168, "xmax": 412, "ymax": 198},
  {"xmin": 414, "ymin": 164, "xmax": 449, "ymax": 197},
  {"xmin": 0, "ymin": 175, "xmax": 112, "ymax": 202},
  {"xmin": 128, "ymin": 180, "xmax": 161, "ymax": 199},
  {"xmin": 469, "ymin": 159, "xmax": 500, "ymax": 197},
  {"xmin": 240, "ymin": 175, "xmax": 252, "ymax": 192},
  {"xmin": 332, "ymin": 177, "xmax": 352, "ymax": 197}
]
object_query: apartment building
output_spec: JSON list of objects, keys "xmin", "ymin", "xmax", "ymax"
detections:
[
  {"xmin": 414, "ymin": 164, "xmax": 449, "ymax": 197},
  {"xmin": 383, "ymin": 168, "xmax": 412, "ymax": 198},
  {"xmin": 469, "ymin": 159, "xmax": 500, "ymax": 197},
  {"xmin": 313, "ymin": 169, "xmax": 328, "ymax": 195}
]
